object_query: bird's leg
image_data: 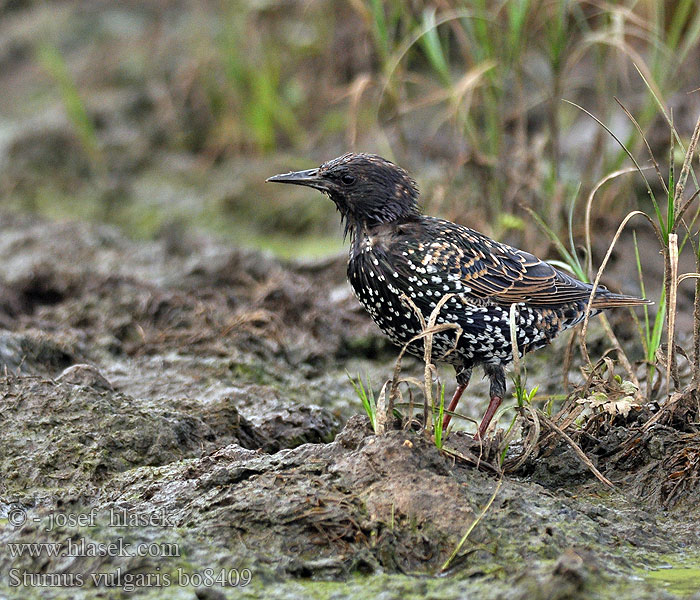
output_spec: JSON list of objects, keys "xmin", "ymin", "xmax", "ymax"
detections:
[
  {"xmin": 442, "ymin": 366, "xmax": 472, "ymax": 431},
  {"xmin": 475, "ymin": 365, "xmax": 506, "ymax": 440}
]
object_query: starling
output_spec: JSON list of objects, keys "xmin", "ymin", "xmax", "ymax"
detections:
[{"xmin": 267, "ymin": 153, "xmax": 650, "ymax": 438}]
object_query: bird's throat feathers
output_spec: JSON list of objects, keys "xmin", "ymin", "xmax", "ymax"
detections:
[{"xmin": 319, "ymin": 154, "xmax": 421, "ymax": 237}]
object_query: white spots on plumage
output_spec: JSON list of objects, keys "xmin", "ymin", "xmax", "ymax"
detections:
[{"xmin": 347, "ymin": 232, "xmax": 579, "ymax": 371}]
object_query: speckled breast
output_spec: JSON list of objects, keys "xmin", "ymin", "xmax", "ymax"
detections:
[{"xmin": 347, "ymin": 241, "xmax": 574, "ymax": 368}]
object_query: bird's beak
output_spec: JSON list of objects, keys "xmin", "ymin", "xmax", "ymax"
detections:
[{"xmin": 266, "ymin": 168, "xmax": 328, "ymax": 190}]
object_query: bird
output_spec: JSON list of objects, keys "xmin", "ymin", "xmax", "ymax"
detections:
[{"xmin": 267, "ymin": 153, "xmax": 650, "ymax": 438}]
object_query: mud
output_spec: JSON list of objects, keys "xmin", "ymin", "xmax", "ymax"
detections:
[
  {"xmin": 1, "ymin": 215, "xmax": 699, "ymax": 599},
  {"xmin": 1, "ymin": 4, "xmax": 699, "ymax": 596}
]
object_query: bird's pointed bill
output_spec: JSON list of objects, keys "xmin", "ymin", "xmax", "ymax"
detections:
[{"xmin": 266, "ymin": 168, "xmax": 327, "ymax": 191}]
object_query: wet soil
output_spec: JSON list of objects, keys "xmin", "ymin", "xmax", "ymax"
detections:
[
  {"xmin": 1, "ymin": 3, "xmax": 700, "ymax": 598},
  {"xmin": 1, "ymin": 214, "xmax": 699, "ymax": 600}
]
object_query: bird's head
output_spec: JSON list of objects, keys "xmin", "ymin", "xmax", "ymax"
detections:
[{"xmin": 267, "ymin": 153, "xmax": 419, "ymax": 233}]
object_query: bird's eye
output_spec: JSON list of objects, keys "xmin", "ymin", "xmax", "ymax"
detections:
[{"xmin": 341, "ymin": 174, "xmax": 356, "ymax": 185}]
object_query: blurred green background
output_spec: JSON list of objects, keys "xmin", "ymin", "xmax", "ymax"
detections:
[{"xmin": 1, "ymin": 0, "xmax": 699, "ymax": 262}]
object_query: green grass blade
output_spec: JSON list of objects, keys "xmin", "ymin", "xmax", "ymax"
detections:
[
  {"xmin": 649, "ymin": 288, "xmax": 667, "ymax": 363},
  {"xmin": 420, "ymin": 8, "xmax": 452, "ymax": 85},
  {"xmin": 434, "ymin": 383, "xmax": 445, "ymax": 449},
  {"xmin": 347, "ymin": 372, "xmax": 376, "ymax": 431},
  {"xmin": 633, "ymin": 231, "xmax": 651, "ymax": 357},
  {"xmin": 36, "ymin": 44, "xmax": 101, "ymax": 165},
  {"xmin": 370, "ymin": 0, "xmax": 389, "ymax": 63}
]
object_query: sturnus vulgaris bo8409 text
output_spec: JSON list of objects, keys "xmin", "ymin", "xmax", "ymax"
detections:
[{"xmin": 268, "ymin": 153, "xmax": 650, "ymax": 438}]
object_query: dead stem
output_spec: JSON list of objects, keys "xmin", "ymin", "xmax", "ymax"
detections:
[
  {"xmin": 388, "ymin": 293, "xmax": 462, "ymax": 433},
  {"xmin": 580, "ymin": 210, "xmax": 661, "ymax": 368},
  {"xmin": 666, "ymin": 234, "xmax": 679, "ymax": 398},
  {"xmin": 695, "ymin": 266, "xmax": 700, "ymax": 395},
  {"xmin": 599, "ymin": 313, "xmax": 640, "ymax": 389},
  {"xmin": 539, "ymin": 414, "xmax": 615, "ymax": 489},
  {"xmin": 503, "ymin": 405, "xmax": 541, "ymax": 473},
  {"xmin": 584, "ymin": 167, "xmax": 644, "ymax": 279},
  {"xmin": 561, "ymin": 328, "xmax": 577, "ymax": 391}
]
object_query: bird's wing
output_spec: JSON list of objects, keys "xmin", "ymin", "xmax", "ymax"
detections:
[{"xmin": 387, "ymin": 218, "xmax": 597, "ymax": 308}]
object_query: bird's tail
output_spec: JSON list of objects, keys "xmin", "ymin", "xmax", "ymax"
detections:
[{"xmin": 590, "ymin": 292, "xmax": 653, "ymax": 309}]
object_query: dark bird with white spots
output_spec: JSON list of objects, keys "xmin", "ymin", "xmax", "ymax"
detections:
[{"xmin": 267, "ymin": 153, "xmax": 650, "ymax": 438}]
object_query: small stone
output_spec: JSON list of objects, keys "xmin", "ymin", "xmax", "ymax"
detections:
[{"xmin": 56, "ymin": 364, "xmax": 113, "ymax": 391}]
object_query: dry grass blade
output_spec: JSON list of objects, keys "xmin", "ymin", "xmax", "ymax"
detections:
[
  {"xmin": 503, "ymin": 405, "xmax": 541, "ymax": 473},
  {"xmin": 635, "ymin": 64, "xmax": 700, "ymax": 190},
  {"xmin": 584, "ymin": 167, "xmax": 646, "ymax": 278},
  {"xmin": 539, "ymin": 415, "xmax": 615, "ymax": 489},
  {"xmin": 674, "ymin": 115, "xmax": 700, "ymax": 206},
  {"xmin": 421, "ymin": 293, "xmax": 458, "ymax": 428},
  {"xmin": 677, "ymin": 189, "xmax": 700, "ymax": 224},
  {"xmin": 563, "ymin": 99, "xmax": 657, "ymax": 204},
  {"xmin": 666, "ymin": 234, "xmax": 679, "ymax": 397},
  {"xmin": 641, "ymin": 390, "xmax": 686, "ymax": 432},
  {"xmin": 441, "ymin": 446, "xmax": 500, "ymax": 474},
  {"xmin": 674, "ymin": 272, "xmax": 700, "ymax": 392},
  {"xmin": 440, "ymin": 476, "xmax": 503, "ymax": 573},
  {"xmin": 598, "ymin": 313, "xmax": 641, "ymax": 392},
  {"xmin": 562, "ymin": 327, "xmax": 577, "ymax": 391},
  {"xmin": 580, "ymin": 210, "xmax": 662, "ymax": 369},
  {"xmin": 389, "ymin": 293, "xmax": 462, "ymax": 431},
  {"xmin": 509, "ymin": 303, "xmax": 521, "ymax": 378},
  {"xmin": 374, "ymin": 380, "xmax": 389, "ymax": 435},
  {"xmin": 614, "ymin": 98, "xmax": 668, "ymax": 195},
  {"xmin": 346, "ymin": 74, "xmax": 372, "ymax": 149},
  {"xmin": 696, "ymin": 264, "xmax": 700, "ymax": 394}
]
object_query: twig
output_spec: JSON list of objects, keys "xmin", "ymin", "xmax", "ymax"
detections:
[{"xmin": 539, "ymin": 415, "xmax": 615, "ymax": 489}]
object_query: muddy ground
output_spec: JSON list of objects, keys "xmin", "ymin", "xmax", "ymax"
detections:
[
  {"xmin": 1, "ymin": 2, "xmax": 700, "ymax": 598},
  {"xmin": 0, "ymin": 213, "xmax": 699, "ymax": 600}
]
